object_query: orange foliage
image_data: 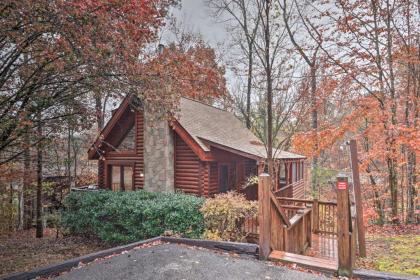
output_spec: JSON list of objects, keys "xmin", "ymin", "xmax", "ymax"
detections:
[{"xmin": 139, "ymin": 42, "xmax": 228, "ymax": 114}]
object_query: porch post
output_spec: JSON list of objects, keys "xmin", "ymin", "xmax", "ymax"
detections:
[
  {"xmin": 258, "ymin": 173, "xmax": 271, "ymax": 260},
  {"xmin": 336, "ymin": 175, "xmax": 352, "ymax": 277}
]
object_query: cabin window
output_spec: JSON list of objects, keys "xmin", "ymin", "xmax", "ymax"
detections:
[
  {"xmin": 110, "ymin": 165, "xmax": 133, "ymax": 191},
  {"xmin": 117, "ymin": 126, "xmax": 135, "ymax": 151}
]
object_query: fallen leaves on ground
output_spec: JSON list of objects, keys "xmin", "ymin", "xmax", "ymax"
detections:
[
  {"xmin": 356, "ymin": 225, "xmax": 420, "ymax": 276},
  {"xmin": 0, "ymin": 229, "xmax": 108, "ymax": 277}
]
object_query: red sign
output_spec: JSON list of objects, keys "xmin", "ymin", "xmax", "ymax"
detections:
[{"xmin": 337, "ymin": 181, "xmax": 347, "ymax": 190}]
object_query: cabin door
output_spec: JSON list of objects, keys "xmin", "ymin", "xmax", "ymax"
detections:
[{"xmin": 219, "ymin": 165, "xmax": 229, "ymax": 193}]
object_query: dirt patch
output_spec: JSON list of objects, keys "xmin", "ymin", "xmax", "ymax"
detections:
[
  {"xmin": 0, "ymin": 229, "xmax": 109, "ymax": 277},
  {"xmin": 356, "ymin": 225, "xmax": 420, "ymax": 276}
]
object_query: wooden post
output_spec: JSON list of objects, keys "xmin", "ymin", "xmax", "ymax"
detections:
[
  {"xmin": 349, "ymin": 139, "xmax": 367, "ymax": 257},
  {"xmin": 337, "ymin": 176, "xmax": 352, "ymax": 277},
  {"xmin": 307, "ymin": 210, "xmax": 312, "ymax": 247},
  {"xmin": 312, "ymin": 199, "xmax": 319, "ymax": 233},
  {"xmin": 258, "ymin": 173, "xmax": 271, "ymax": 259}
]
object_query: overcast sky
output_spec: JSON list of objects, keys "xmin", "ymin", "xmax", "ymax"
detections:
[
  {"xmin": 163, "ymin": 0, "xmax": 240, "ymax": 94},
  {"xmin": 169, "ymin": 0, "xmax": 228, "ymax": 45}
]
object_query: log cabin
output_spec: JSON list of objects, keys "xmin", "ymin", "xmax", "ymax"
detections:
[{"xmin": 87, "ymin": 95, "xmax": 307, "ymax": 198}]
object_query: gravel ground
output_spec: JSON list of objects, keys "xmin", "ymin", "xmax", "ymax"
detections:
[{"xmin": 55, "ymin": 243, "xmax": 328, "ymax": 280}]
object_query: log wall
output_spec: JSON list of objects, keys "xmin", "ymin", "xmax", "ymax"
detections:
[
  {"xmin": 174, "ymin": 133, "xmax": 201, "ymax": 195},
  {"xmin": 134, "ymin": 110, "xmax": 145, "ymax": 188}
]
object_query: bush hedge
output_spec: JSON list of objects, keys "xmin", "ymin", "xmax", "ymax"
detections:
[
  {"xmin": 61, "ymin": 190, "xmax": 205, "ymax": 245},
  {"xmin": 200, "ymin": 192, "xmax": 258, "ymax": 242}
]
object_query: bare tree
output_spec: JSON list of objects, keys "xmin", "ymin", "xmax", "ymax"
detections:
[
  {"xmin": 278, "ymin": 0, "xmax": 321, "ymax": 193},
  {"xmin": 207, "ymin": 0, "xmax": 260, "ymax": 128}
]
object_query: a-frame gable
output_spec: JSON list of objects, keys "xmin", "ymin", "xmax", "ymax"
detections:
[{"xmin": 88, "ymin": 95, "xmax": 141, "ymax": 160}]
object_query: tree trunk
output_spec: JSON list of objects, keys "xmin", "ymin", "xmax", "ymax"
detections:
[
  {"xmin": 73, "ymin": 144, "xmax": 77, "ymax": 187},
  {"xmin": 23, "ymin": 133, "xmax": 32, "ymax": 230},
  {"xmin": 370, "ymin": 172, "xmax": 384, "ymax": 225},
  {"xmin": 18, "ymin": 187, "xmax": 23, "ymax": 230},
  {"xmin": 387, "ymin": 156, "xmax": 399, "ymax": 222},
  {"xmin": 406, "ymin": 150, "xmax": 416, "ymax": 223},
  {"xmin": 67, "ymin": 124, "xmax": 72, "ymax": 188},
  {"xmin": 264, "ymin": 1, "xmax": 273, "ymax": 179},
  {"xmin": 9, "ymin": 183, "xmax": 14, "ymax": 232},
  {"xmin": 385, "ymin": 0, "xmax": 399, "ymax": 224},
  {"xmin": 95, "ymin": 94, "xmax": 105, "ymax": 188},
  {"xmin": 36, "ymin": 119, "xmax": 43, "ymax": 238},
  {"xmin": 310, "ymin": 65, "xmax": 318, "ymax": 194},
  {"xmin": 95, "ymin": 94, "xmax": 104, "ymax": 132},
  {"xmin": 246, "ymin": 42, "xmax": 253, "ymax": 129}
]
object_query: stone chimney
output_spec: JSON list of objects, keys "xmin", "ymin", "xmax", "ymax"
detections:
[{"xmin": 143, "ymin": 106, "xmax": 174, "ymax": 193}]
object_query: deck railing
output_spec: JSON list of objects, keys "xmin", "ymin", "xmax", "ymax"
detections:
[
  {"xmin": 274, "ymin": 179, "xmax": 305, "ymax": 198},
  {"xmin": 283, "ymin": 208, "xmax": 312, "ymax": 254},
  {"xmin": 255, "ymin": 195, "xmax": 339, "ymax": 237}
]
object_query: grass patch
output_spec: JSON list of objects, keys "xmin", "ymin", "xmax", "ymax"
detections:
[{"xmin": 357, "ymin": 234, "xmax": 420, "ymax": 276}]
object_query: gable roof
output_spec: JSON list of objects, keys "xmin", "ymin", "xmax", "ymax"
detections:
[
  {"xmin": 176, "ymin": 98, "xmax": 305, "ymax": 160},
  {"xmin": 88, "ymin": 95, "xmax": 306, "ymax": 161}
]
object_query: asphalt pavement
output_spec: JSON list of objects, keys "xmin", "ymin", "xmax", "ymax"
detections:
[{"xmin": 55, "ymin": 243, "xmax": 328, "ymax": 280}]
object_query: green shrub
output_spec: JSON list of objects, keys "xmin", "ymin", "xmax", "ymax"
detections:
[
  {"xmin": 200, "ymin": 192, "xmax": 257, "ymax": 242},
  {"xmin": 61, "ymin": 190, "xmax": 205, "ymax": 245}
]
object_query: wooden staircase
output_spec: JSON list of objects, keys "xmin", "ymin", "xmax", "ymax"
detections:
[
  {"xmin": 269, "ymin": 250, "xmax": 338, "ymax": 274},
  {"xmin": 256, "ymin": 168, "xmax": 361, "ymax": 278}
]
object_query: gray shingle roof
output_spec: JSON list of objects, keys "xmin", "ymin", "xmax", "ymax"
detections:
[{"xmin": 177, "ymin": 98, "xmax": 306, "ymax": 160}]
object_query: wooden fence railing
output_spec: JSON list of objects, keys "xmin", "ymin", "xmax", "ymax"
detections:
[
  {"xmin": 314, "ymin": 200, "xmax": 338, "ymax": 235},
  {"xmin": 275, "ymin": 197, "xmax": 312, "ymax": 219},
  {"xmin": 283, "ymin": 208, "xmax": 312, "ymax": 254},
  {"xmin": 256, "ymin": 173, "xmax": 358, "ymax": 277},
  {"xmin": 275, "ymin": 196, "xmax": 338, "ymax": 236},
  {"xmin": 258, "ymin": 175, "xmax": 312, "ymax": 256}
]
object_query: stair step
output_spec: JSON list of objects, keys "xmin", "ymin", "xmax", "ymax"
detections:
[{"xmin": 269, "ymin": 250, "xmax": 338, "ymax": 273}]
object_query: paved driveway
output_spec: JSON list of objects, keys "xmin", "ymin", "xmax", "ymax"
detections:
[{"xmin": 55, "ymin": 243, "xmax": 328, "ymax": 280}]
